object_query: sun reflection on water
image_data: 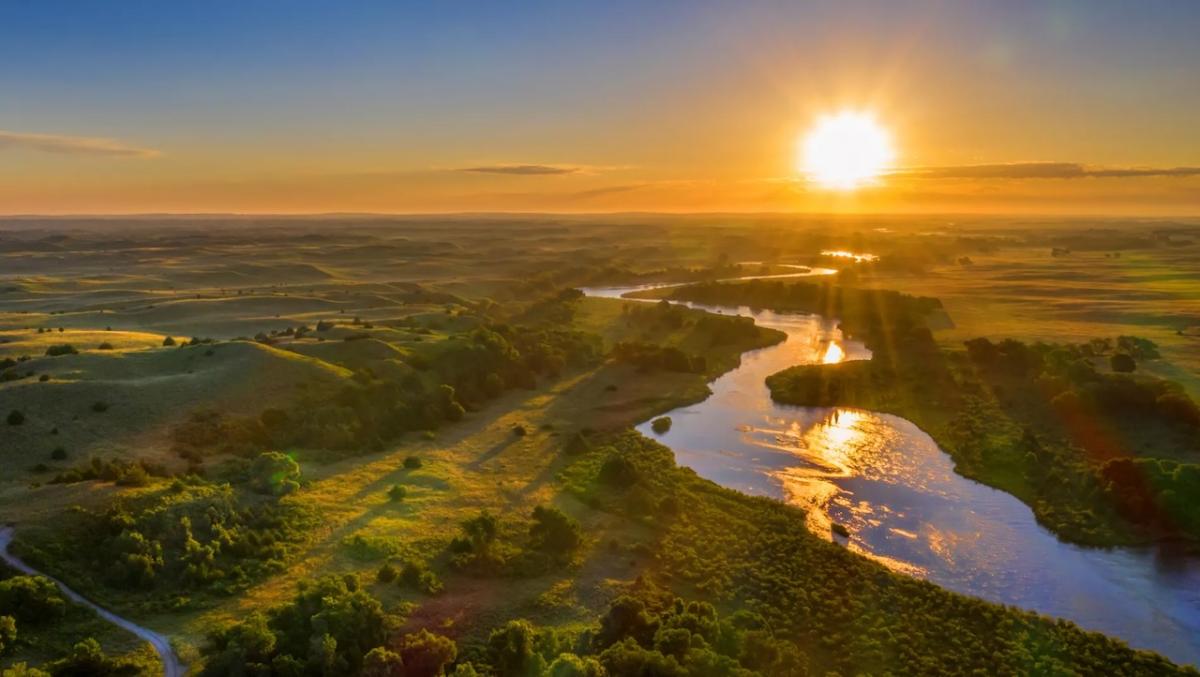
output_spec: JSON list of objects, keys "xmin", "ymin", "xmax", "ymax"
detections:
[{"xmin": 822, "ymin": 341, "xmax": 845, "ymax": 363}]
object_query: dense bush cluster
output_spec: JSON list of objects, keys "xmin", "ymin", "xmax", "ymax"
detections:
[
  {"xmin": 622, "ymin": 300, "xmax": 764, "ymax": 348},
  {"xmin": 202, "ymin": 575, "xmax": 458, "ymax": 677},
  {"xmin": 611, "ymin": 343, "xmax": 706, "ymax": 374},
  {"xmin": 49, "ymin": 456, "xmax": 168, "ymax": 487},
  {"xmin": 43, "ymin": 344, "xmax": 78, "ymax": 357},
  {"xmin": 26, "ymin": 477, "xmax": 317, "ymax": 598},
  {"xmin": 447, "ymin": 505, "xmax": 584, "ymax": 577},
  {"xmin": 0, "ymin": 576, "xmax": 66, "ymax": 625},
  {"xmin": 172, "ymin": 323, "xmax": 600, "ymax": 460},
  {"xmin": 665, "ymin": 279, "xmax": 942, "ymax": 354}
]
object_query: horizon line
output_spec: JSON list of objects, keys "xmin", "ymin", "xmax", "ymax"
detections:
[{"xmin": 2, "ymin": 210, "xmax": 1199, "ymax": 221}]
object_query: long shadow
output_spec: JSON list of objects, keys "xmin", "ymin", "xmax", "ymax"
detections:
[{"xmin": 467, "ymin": 436, "xmax": 518, "ymax": 470}]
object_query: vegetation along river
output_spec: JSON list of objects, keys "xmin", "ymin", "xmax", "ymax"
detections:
[{"xmin": 582, "ymin": 276, "xmax": 1200, "ymax": 667}]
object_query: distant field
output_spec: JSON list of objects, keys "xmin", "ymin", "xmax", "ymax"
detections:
[{"xmin": 863, "ymin": 243, "xmax": 1200, "ymax": 397}]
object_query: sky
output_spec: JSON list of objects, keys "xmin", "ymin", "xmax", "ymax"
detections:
[{"xmin": 2, "ymin": 0, "xmax": 1199, "ymax": 215}]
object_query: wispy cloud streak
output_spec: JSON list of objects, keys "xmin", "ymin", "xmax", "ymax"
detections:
[
  {"xmin": 0, "ymin": 130, "xmax": 159, "ymax": 158},
  {"xmin": 458, "ymin": 164, "xmax": 580, "ymax": 176},
  {"xmin": 891, "ymin": 162, "xmax": 1200, "ymax": 180}
]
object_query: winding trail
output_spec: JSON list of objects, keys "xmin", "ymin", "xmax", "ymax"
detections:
[{"xmin": 0, "ymin": 526, "xmax": 184, "ymax": 677}]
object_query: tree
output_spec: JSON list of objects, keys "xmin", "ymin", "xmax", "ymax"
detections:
[
  {"xmin": 0, "ymin": 615, "xmax": 15, "ymax": 656},
  {"xmin": 202, "ymin": 613, "xmax": 277, "ymax": 675},
  {"xmin": 44, "ymin": 344, "xmax": 77, "ymax": 357},
  {"xmin": 376, "ymin": 563, "xmax": 397, "ymax": 583},
  {"xmin": 597, "ymin": 638, "xmax": 683, "ymax": 677},
  {"xmin": 0, "ymin": 576, "xmax": 66, "ymax": 623},
  {"xmin": 1110, "ymin": 353, "xmax": 1136, "ymax": 373},
  {"xmin": 547, "ymin": 654, "xmax": 604, "ymax": 677},
  {"xmin": 162, "ymin": 336, "xmax": 177, "ymax": 346},
  {"xmin": 387, "ymin": 485, "xmax": 407, "ymax": 502},
  {"xmin": 50, "ymin": 638, "xmax": 113, "ymax": 675},
  {"xmin": 529, "ymin": 505, "xmax": 581, "ymax": 555},
  {"xmin": 1, "ymin": 662, "xmax": 50, "ymax": 677},
  {"xmin": 362, "ymin": 647, "xmax": 404, "ymax": 677},
  {"xmin": 268, "ymin": 576, "xmax": 388, "ymax": 675},
  {"xmin": 399, "ymin": 629, "xmax": 457, "ymax": 677},
  {"xmin": 249, "ymin": 451, "xmax": 301, "ymax": 495},
  {"xmin": 452, "ymin": 510, "xmax": 498, "ymax": 558},
  {"xmin": 488, "ymin": 620, "xmax": 545, "ymax": 677},
  {"xmin": 599, "ymin": 454, "xmax": 638, "ymax": 487},
  {"xmin": 6, "ymin": 411, "xmax": 23, "ymax": 426},
  {"xmin": 596, "ymin": 596, "xmax": 658, "ymax": 648},
  {"xmin": 651, "ymin": 417, "xmax": 672, "ymax": 434}
]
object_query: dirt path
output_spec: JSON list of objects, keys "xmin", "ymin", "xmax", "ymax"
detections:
[{"xmin": 0, "ymin": 526, "xmax": 184, "ymax": 677}]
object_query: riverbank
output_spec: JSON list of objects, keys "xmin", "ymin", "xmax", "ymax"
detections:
[{"xmin": 766, "ymin": 345, "xmax": 1200, "ymax": 549}]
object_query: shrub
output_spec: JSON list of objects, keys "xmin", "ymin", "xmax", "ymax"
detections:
[
  {"xmin": 513, "ymin": 423, "xmax": 528, "ymax": 437},
  {"xmin": 362, "ymin": 646, "xmax": 404, "ymax": 677},
  {"xmin": 399, "ymin": 559, "xmax": 443, "ymax": 594},
  {"xmin": 547, "ymin": 654, "xmax": 605, "ymax": 677},
  {"xmin": 1110, "ymin": 353, "xmax": 1136, "ymax": 373},
  {"xmin": 91, "ymin": 401, "xmax": 110, "ymax": 413},
  {"xmin": 529, "ymin": 505, "xmax": 582, "ymax": 555},
  {"xmin": 162, "ymin": 336, "xmax": 177, "ymax": 346},
  {"xmin": 97, "ymin": 342, "xmax": 114, "ymax": 350},
  {"xmin": 387, "ymin": 484, "xmax": 407, "ymax": 502},
  {"xmin": 50, "ymin": 447, "xmax": 68, "ymax": 460},
  {"xmin": 376, "ymin": 563, "xmax": 398, "ymax": 583},
  {"xmin": 599, "ymin": 454, "xmax": 638, "ymax": 486},
  {"xmin": 0, "ymin": 576, "xmax": 66, "ymax": 624},
  {"xmin": 651, "ymin": 417, "xmax": 672, "ymax": 434},
  {"xmin": 249, "ymin": 451, "xmax": 301, "ymax": 495},
  {"xmin": 6, "ymin": 410, "xmax": 23, "ymax": 426},
  {"xmin": 399, "ymin": 629, "xmax": 457, "ymax": 677},
  {"xmin": 449, "ymin": 510, "xmax": 499, "ymax": 567},
  {"xmin": 0, "ymin": 615, "xmax": 15, "ymax": 657},
  {"xmin": 488, "ymin": 620, "xmax": 544, "ymax": 677},
  {"xmin": 404, "ymin": 456, "xmax": 423, "ymax": 470},
  {"xmin": 44, "ymin": 344, "xmax": 77, "ymax": 357},
  {"xmin": 202, "ymin": 576, "xmax": 387, "ymax": 676}
]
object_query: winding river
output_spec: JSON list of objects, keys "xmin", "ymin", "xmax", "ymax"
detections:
[{"xmin": 582, "ymin": 274, "xmax": 1200, "ymax": 667}]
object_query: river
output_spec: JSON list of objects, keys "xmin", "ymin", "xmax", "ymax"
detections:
[{"xmin": 581, "ymin": 275, "xmax": 1200, "ymax": 667}]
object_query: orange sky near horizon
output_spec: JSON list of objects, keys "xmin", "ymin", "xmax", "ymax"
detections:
[{"xmin": 3, "ymin": 2, "xmax": 1198, "ymax": 216}]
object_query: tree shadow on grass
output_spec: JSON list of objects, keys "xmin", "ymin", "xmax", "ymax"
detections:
[{"xmin": 467, "ymin": 436, "xmax": 518, "ymax": 470}]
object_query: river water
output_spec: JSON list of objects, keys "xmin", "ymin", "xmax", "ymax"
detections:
[{"xmin": 582, "ymin": 277, "xmax": 1200, "ymax": 667}]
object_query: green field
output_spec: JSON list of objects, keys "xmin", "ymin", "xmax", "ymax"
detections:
[{"xmin": 1, "ymin": 216, "xmax": 1198, "ymax": 675}]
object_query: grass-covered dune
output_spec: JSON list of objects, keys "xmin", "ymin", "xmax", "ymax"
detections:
[{"xmin": 1, "ymin": 339, "xmax": 353, "ymax": 489}]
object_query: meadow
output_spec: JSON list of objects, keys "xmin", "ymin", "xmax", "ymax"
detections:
[{"xmin": 1, "ymin": 215, "xmax": 1198, "ymax": 675}]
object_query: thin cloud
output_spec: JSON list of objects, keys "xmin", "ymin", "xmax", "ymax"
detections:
[
  {"xmin": 0, "ymin": 130, "xmax": 160, "ymax": 158},
  {"xmin": 892, "ymin": 162, "xmax": 1200, "ymax": 180},
  {"xmin": 569, "ymin": 184, "xmax": 645, "ymax": 200},
  {"xmin": 458, "ymin": 164, "xmax": 581, "ymax": 176}
]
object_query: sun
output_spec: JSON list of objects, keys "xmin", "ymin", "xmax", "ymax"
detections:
[{"xmin": 799, "ymin": 111, "xmax": 894, "ymax": 190}]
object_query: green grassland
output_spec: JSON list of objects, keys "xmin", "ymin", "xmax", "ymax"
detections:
[
  {"xmin": 859, "ymin": 240, "xmax": 1200, "ymax": 398},
  {"xmin": 0, "ymin": 216, "xmax": 1198, "ymax": 675}
]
